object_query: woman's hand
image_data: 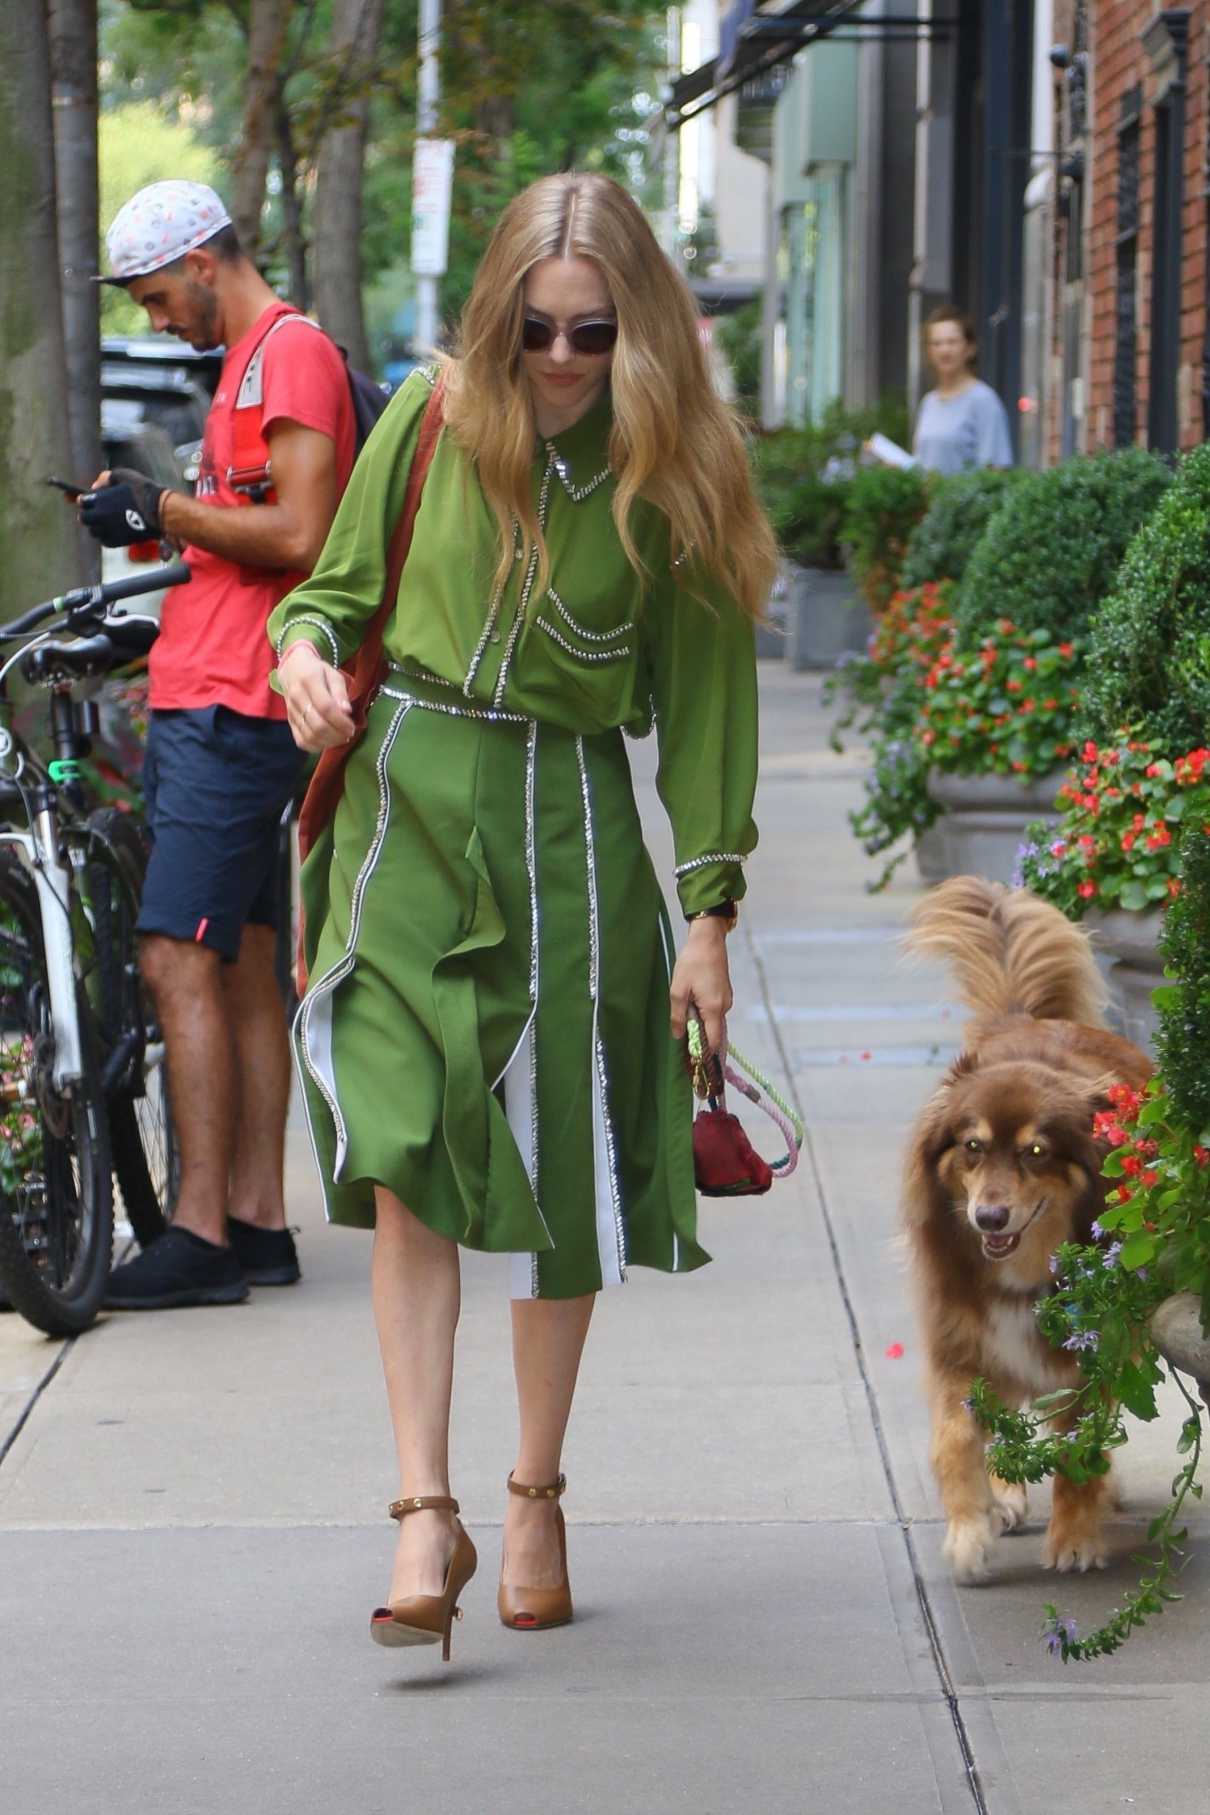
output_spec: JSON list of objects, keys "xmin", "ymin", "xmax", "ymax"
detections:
[
  {"xmin": 669, "ymin": 916, "xmax": 733, "ymax": 1057},
  {"xmin": 278, "ymin": 641, "xmax": 355, "ymax": 751}
]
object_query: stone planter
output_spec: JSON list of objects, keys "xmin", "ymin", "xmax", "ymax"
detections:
[
  {"xmin": 783, "ymin": 563, "xmax": 873, "ymax": 671},
  {"xmin": 914, "ymin": 822, "xmax": 949, "ymax": 885},
  {"xmin": 926, "ymin": 770, "xmax": 1065, "ymax": 887},
  {"xmin": 1152, "ymin": 1293, "xmax": 1210, "ymax": 1400},
  {"xmin": 1083, "ymin": 906, "xmax": 1165, "ymax": 1053}
]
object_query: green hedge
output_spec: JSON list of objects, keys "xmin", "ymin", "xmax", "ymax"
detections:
[
  {"xmin": 900, "ymin": 467, "xmax": 1023, "ymax": 588},
  {"xmin": 1080, "ymin": 442, "xmax": 1210, "ymax": 748},
  {"xmin": 955, "ymin": 449, "xmax": 1171, "ymax": 643}
]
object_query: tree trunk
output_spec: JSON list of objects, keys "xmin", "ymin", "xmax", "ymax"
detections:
[
  {"xmin": 49, "ymin": 0, "xmax": 101, "ymax": 582},
  {"xmin": 0, "ymin": 0, "xmax": 76, "ymax": 615},
  {"xmin": 312, "ymin": 0, "xmax": 385, "ymax": 373},
  {"xmin": 229, "ymin": 0, "xmax": 289, "ymax": 260},
  {"xmin": 274, "ymin": 85, "xmax": 309, "ymax": 312}
]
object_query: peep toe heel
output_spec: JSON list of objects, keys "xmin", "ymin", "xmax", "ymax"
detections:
[
  {"xmin": 498, "ymin": 1473, "xmax": 573, "ymax": 1631},
  {"xmin": 370, "ymin": 1494, "xmax": 478, "ymax": 1662}
]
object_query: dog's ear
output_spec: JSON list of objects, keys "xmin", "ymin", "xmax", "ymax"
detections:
[{"xmin": 903, "ymin": 1084, "xmax": 958, "ymax": 1229}]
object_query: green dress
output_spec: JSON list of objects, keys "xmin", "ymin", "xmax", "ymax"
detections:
[{"xmin": 267, "ymin": 368, "xmax": 758, "ymax": 1298}]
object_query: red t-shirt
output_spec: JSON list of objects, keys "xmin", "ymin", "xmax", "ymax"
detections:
[{"xmin": 149, "ymin": 302, "xmax": 356, "ymax": 719}]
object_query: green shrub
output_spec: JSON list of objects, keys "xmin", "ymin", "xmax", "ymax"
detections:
[
  {"xmin": 752, "ymin": 396, "xmax": 912, "ymax": 573},
  {"xmin": 1154, "ymin": 813, "xmax": 1210, "ymax": 1133},
  {"xmin": 841, "ymin": 463, "xmax": 930, "ymax": 611},
  {"xmin": 716, "ymin": 300, "xmax": 762, "ymax": 418},
  {"xmin": 1080, "ymin": 443, "xmax": 1210, "ymax": 748},
  {"xmin": 955, "ymin": 449, "xmax": 1171, "ymax": 643},
  {"xmin": 900, "ymin": 467, "xmax": 1023, "ymax": 588}
]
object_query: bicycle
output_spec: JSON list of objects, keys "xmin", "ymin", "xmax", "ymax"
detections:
[{"xmin": 0, "ymin": 561, "xmax": 190, "ymax": 1335}]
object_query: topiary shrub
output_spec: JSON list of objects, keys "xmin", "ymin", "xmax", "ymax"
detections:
[
  {"xmin": 1079, "ymin": 443, "xmax": 1210, "ymax": 749},
  {"xmin": 954, "ymin": 449, "xmax": 1171, "ymax": 644},
  {"xmin": 900, "ymin": 466, "xmax": 1023, "ymax": 588}
]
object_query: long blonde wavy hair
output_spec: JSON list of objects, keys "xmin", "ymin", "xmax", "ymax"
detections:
[{"xmin": 441, "ymin": 173, "xmax": 779, "ymax": 620}]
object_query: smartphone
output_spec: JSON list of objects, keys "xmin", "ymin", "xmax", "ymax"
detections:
[{"xmin": 44, "ymin": 475, "xmax": 86, "ymax": 500}]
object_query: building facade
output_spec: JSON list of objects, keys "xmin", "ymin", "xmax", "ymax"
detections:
[{"xmin": 666, "ymin": 1, "xmax": 1210, "ymax": 464}]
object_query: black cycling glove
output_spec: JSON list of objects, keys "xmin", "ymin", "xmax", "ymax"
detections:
[{"xmin": 80, "ymin": 468, "xmax": 168, "ymax": 547}]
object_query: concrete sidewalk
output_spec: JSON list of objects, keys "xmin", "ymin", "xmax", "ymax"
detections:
[{"xmin": 2, "ymin": 663, "xmax": 1207, "ymax": 1814}]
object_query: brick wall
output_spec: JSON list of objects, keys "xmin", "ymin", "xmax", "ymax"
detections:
[{"xmin": 1047, "ymin": 1, "xmax": 1209, "ymax": 459}]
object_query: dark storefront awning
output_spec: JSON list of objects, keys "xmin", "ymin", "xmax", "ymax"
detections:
[{"xmin": 665, "ymin": 1, "xmax": 864, "ymax": 130}]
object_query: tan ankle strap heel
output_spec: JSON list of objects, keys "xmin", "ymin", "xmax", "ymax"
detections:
[
  {"xmin": 388, "ymin": 1494, "xmax": 460, "ymax": 1521},
  {"xmin": 506, "ymin": 1473, "xmax": 566, "ymax": 1501},
  {"xmin": 499, "ymin": 1473, "xmax": 573, "ymax": 1632}
]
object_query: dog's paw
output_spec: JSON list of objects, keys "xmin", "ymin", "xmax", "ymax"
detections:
[
  {"xmin": 1042, "ymin": 1523, "xmax": 1108, "ymax": 1573},
  {"xmin": 991, "ymin": 1479, "xmax": 1028, "ymax": 1533},
  {"xmin": 944, "ymin": 1514, "xmax": 996, "ymax": 1583}
]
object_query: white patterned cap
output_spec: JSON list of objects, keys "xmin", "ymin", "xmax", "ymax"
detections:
[{"xmin": 98, "ymin": 181, "xmax": 233, "ymax": 284}]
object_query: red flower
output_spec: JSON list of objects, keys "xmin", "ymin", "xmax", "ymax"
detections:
[
  {"xmin": 1194, "ymin": 1147, "xmax": 1210, "ymax": 1168},
  {"xmin": 1121, "ymin": 833, "xmax": 1136, "ymax": 852},
  {"xmin": 1077, "ymin": 880, "xmax": 1097, "ymax": 899},
  {"xmin": 1060, "ymin": 643, "xmax": 1074, "ymax": 658},
  {"xmin": 1006, "ymin": 678, "xmax": 1023, "ymax": 693},
  {"xmin": 1023, "ymin": 656, "xmax": 1038, "ymax": 671}
]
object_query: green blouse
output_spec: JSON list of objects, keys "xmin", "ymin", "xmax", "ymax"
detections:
[{"xmin": 267, "ymin": 368, "xmax": 758, "ymax": 917}]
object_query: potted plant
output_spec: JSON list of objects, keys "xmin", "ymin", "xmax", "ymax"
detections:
[
  {"xmin": 753, "ymin": 400, "xmax": 914, "ymax": 669},
  {"xmin": 840, "ymin": 462, "xmax": 929, "ymax": 616},
  {"xmin": 919, "ymin": 618, "xmax": 1080, "ymax": 882},
  {"xmin": 1018, "ymin": 738, "xmax": 1210, "ymax": 1048},
  {"xmin": 829, "ymin": 469, "xmax": 1021, "ymax": 888},
  {"xmin": 971, "ymin": 828, "xmax": 1210, "ymax": 1662}
]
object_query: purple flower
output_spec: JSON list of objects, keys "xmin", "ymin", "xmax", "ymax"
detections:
[
  {"xmin": 1102, "ymin": 1242, "xmax": 1123, "ymax": 1268},
  {"xmin": 1044, "ymin": 1614, "xmax": 1078, "ymax": 1656},
  {"xmin": 1063, "ymin": 1328, "xmax": 1099, "ymax": 1352},
  {"xmin": 1090, "ymin": 1220, "xmax": 1104, "ymax": 1241},
  {"xmin": 1048, "ymin": 1253, "xmax": 1061, "ymax": 1276}
]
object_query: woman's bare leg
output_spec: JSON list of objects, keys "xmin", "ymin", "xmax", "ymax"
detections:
[
  {"xmin": 503, "ymin": 1293, "xmax": 596, "ymax": 1588},
  {"xmin": 372, "ymin": 1188, "xmax": 462, "ymax": 1601}
]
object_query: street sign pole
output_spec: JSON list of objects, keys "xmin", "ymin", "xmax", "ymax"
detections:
[{"xmin": 414, "ymin": 0, "xmax": 444, "ymax": 353}]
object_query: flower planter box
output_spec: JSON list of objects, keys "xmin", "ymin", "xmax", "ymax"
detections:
[
  {"xmin": 926, "ymin": 770, "xmax": 1065, "ymax": 887},
  {"xmin": 783, "ymin": 564, "xmax": 872, "ymax": 672},
  {"xmin": 1083, "ymin": 906, "xmax": 1165, "ymax": 1053},
  {"xmin": 914, "ymin": 823, "xmax": 949, "ymax": 885},
  {"xmin": 1151, "ymin": 1293, "xmax": 1210, "ymax": 1400}
]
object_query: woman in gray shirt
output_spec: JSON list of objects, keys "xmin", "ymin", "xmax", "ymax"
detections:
[{"xmin": 913, "ymin": 306, "xmax": 1013, "ymax": 474}]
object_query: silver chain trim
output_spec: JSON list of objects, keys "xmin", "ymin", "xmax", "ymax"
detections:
[
  {"xmin": 492, "ymin": 458, "xmax": 553, "ymax": 708},
  {"xmin": 536, "ymin": 618, "xmax": 631, "ymax": 663},
  {"xmin": 276, "ymin": 616, "xmax": 341, "ymax": 667},
  {"xmin": 380, "ymin": 683, "xmax": 530, "ymax": 724},
  {"xmin": 546, "ymin": 444, "xmax": 611, "ymax": 502},
  {"xmin": 674, "ymin": 850, "xmax": 747, "ymax": 877},
  {"xmin": 546, "ymin": 587, "xmax": 630, "ymax": 644}
]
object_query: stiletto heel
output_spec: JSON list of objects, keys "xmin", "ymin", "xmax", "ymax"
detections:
[
  {"xmin": 370, "ymin": 1494, "xmax": 478, "ymax": 1659},
  {"xmin": 498, "ymin": 1473, "xmax": 573, "ymax": 1631}
]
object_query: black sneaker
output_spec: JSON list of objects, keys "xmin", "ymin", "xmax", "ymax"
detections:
[
  {"xmin": 226, "ymin": 1215, "xmax": 301, "ymax": 1286},
  {"xmin": 104, "ymin": 1227, "xmax": 249, "ymax": 1310}
]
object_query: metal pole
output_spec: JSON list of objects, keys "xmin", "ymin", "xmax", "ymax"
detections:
[{"xmin": 416, "ymin": 0, "xmax": 441, "ymax": 351}]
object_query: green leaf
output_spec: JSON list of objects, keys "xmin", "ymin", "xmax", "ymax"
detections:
[
  {"xmin": 1166, "ymin": 794, "xmax": 1188, "ymax": 821},
  {"xmin": 1120, "ymin": 879, "xmax": 1148, "ymax": 911},
  {"xmin": 1120, "ymin": 1231, "xmax": 1158, "ymax": 1270}
]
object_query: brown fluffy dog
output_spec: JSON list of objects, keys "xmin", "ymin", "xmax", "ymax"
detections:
[{"xmin": 903, "ymin": 876, "xmax": 1152, "ymax": 1583}]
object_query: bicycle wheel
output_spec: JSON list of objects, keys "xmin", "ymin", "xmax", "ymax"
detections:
[
  {"xmin": 0, "ymin": 865, "xmax": 114, "ymax": 1336},
  {"xmin": 82, "ymin": 809, "xmax": 179, "ymax": 1248}
]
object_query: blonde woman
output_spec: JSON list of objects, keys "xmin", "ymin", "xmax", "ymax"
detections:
[{"xmin": 269, "ymin": 172, "xmax": 777, "ymax": 1661}]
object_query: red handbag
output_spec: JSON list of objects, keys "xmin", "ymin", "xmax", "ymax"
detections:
[{"xmin": 687, "ymin": 1014, "xmax": 803, "ymax": 1197}]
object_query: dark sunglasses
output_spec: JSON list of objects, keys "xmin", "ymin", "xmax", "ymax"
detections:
[{"xmin": 521, "ymin": 314, "xmax": 618, "ymax": 356}]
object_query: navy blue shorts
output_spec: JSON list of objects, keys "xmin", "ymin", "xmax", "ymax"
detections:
[{"xmin": 138, "ymin": 706, "xmax": 306, "ymax": 963}]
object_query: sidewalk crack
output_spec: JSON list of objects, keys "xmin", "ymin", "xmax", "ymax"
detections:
[{"xmin": 746, "ymin": 921, "xmax": 991, "ymax": 1815}]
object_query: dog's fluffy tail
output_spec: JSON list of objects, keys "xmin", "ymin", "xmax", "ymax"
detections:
[{"xmin": 907, "ymin": 874, "xmax": 1109, "ymax": 1027}]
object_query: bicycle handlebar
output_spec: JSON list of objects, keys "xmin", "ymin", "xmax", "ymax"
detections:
[{"xmin": 0, "ymin": 562, "xmax": 191, "ymax": 640}]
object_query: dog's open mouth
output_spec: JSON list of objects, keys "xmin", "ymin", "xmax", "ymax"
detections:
[{"xmin": 978, "ymin": 1200, "xmax": 1047, "ymax": 1262}]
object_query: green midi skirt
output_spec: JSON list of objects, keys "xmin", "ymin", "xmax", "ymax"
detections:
[{"xmin": 295, "ymin": 670, "xmax": 709, "ymax": 1298}]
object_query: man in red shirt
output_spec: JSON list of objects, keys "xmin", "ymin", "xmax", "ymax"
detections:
[{"xmin": 82, "ymin": 181, "xmax": 356, "ymax": 1308}]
